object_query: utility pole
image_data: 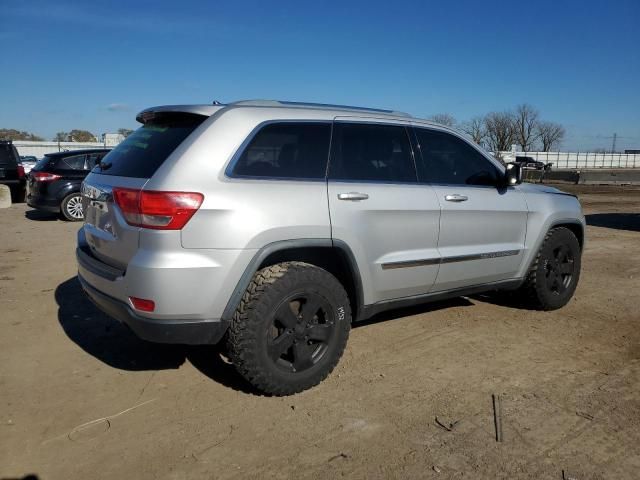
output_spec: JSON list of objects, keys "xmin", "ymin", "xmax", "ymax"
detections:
[{"xmin": 611, "ymin": 133, "xmax": 617, "ymax": 154}]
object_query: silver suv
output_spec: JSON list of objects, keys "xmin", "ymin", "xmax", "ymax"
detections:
[{"xmin": 77, "ymin": 100, "xmax": 584, "ymax": 395}]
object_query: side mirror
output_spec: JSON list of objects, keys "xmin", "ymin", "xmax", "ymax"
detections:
[{"xmin": 503, "ymin": 162, "xmax": 523, "ymax": 186}]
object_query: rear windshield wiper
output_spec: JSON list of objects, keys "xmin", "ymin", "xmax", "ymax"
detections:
[{"xmin": 98, "ymin": 161, "xmax": 112, "ymax": 171}]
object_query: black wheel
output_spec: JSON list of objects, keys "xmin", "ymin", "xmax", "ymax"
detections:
[
  {"xmin": 519, "ymin": 227, "xmax": 581, "ymax": 310},
  {"xmin": 61, "ymin": 192, "xmax": 84, "ymax": 221},
  {"xmin": 227, "ymin": 262, "xmax": 351, "ymax": 395}
]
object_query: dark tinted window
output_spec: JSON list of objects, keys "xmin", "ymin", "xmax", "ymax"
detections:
[
  {"xmin": 85, "ymin": 152, "xmax": 107, "ymax": 170},
  {"xmin": 328, "ymin": 123, "xmax": 416, "ymax": 183},
  {"xmin": 0, "ymin": 144, "xmax": 18, "ymax": 166},
  {"xmin": 414, "ymin": 128, "xmax": 500, "ymax": 186},
  {"xmin": 34, "ymin": 155, "xmax": 53, "ymax": 171},
  {"xmin": 57, "ymin": 154, "xmax": 86, "ymax": 170},
  {"xmin": 93, "ymin": 113, "xmax": 205, "ymax": 178},
  {"xmin": 231, "ymin": 123, "xmax": 331, "ymax": 179}
]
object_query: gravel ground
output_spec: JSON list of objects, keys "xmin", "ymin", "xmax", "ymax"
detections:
[{"xmin": 1, "ymin": 185, "xmax": 639, "ymax": 480}]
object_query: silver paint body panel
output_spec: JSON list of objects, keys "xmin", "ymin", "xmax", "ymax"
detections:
[{"xmin": 78, "ymin": 102, "xmax": 585, "ymax": 326}]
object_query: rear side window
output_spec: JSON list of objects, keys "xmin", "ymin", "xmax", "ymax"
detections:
[
  {"xmin": 57, "ymin": 154, "xmax": 86, "ymax": 170},
  {"xmin": 414, "ymin": 128, "xmax": 500, "ymax": 186},
  {"xmin": 231, "ymin": 123, "xmax": 331, "ymax": 179},
  {"xmin": 328, "ymin": 123, "xmax": 417, "ymax": 183},
  {"xmin": 93, "ymin": 113, "xmax": 205, "ymax": 178}
]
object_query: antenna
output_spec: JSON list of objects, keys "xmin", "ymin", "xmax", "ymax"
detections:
[{"xmin": 611, "ymin": 133, "xmax": 617, "ymax": 153}]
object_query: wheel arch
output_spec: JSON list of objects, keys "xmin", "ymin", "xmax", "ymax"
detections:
[
  {"xmin": 520, "ymin": 218, "xmax": 585, "ymax": 278},
  {"xmin": 550, "ymin": 220, "xmax": 584, "ymax": 250},
  {"xmin": 221, "ymin": 239, "xmax": 364, "ymax": 322}
]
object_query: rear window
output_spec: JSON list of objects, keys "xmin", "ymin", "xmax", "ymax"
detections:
[
  {"xmin": 34, "ymin": 156, "xmax": 53, "ymax": 170},
  {"xmin": 0, "ymin": 144, "xmax": 18, "ymax": 166},
  {"xmin": 93, "ymin": 113, "xmax": 205, "ymax": 178}
]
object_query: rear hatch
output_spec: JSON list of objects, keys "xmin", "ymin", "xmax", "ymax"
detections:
[
  {"xmin": 81, "ymin": 112, "xmax": 207, "ymax": 271},
  {"xmin": 0, "ymin": 142, "xmax": 20, "ymax": 181}
]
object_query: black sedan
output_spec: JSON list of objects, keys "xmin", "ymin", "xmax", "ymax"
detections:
[{"xmin": 27, "ymin": 149, "xmax": 110, "ymax": 221}]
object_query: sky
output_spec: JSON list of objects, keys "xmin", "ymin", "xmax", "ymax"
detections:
[{"xmin": 1, "ymin": 0, "xmax": 639, "ymax": 151}]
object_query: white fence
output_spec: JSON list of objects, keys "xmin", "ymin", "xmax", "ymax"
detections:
[
  {"xmin": 501, "ymin": 151, "xmax": 640, "ymax": 169},
  {"xmin": 14, "ymin": 137, "xmax": 124, "ymax": 158}
]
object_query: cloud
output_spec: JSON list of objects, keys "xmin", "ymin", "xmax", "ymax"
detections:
[{"xmin": 106, "ymin": 103, "xmax": 131, "ymax": 112}]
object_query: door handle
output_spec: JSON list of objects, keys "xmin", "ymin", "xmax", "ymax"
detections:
[
  {"xmin": 338, "ymin": 192, "xmax": 369, "ymax": 201},
  {"xmin": 444, "ymin": 194, "xmax": 468, "ymax": 202}
]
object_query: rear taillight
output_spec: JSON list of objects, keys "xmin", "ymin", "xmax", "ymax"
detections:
[
  {"xmin": 32, "ymin": 172, "xmax": 61, "ymax": 182},
  {"xmin": 112, "ymin": 188, "xmax": 204, "ymax": 230},
  {"xmin": 17, "ymin": 165, "xmax": 25, "ymax": 178}
]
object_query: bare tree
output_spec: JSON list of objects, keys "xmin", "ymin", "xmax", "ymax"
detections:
[
  {"xmin": 513, "ymin": 104, "xmax": 540, "ymax": 151},
  {"xmin": 460, "ymin": 116, "xmax": 487, "ymax": 145},
  {"xmin": 429, "ymin": 113, "xmax": 456, "ymax": 127},
  {"xmin": 484, "ymin": 111, "xmax": 515, "ymax": 154},
  {"xmin": 537, "ymin": 121, "xmax": 565, "ymax": 151}
]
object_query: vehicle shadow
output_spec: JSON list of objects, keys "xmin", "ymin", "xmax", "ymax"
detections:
[
  {"xmin": 586, "ymin": 213, "xmax": 640, "ymax": 232},
  {"xmin": 25, "ymin": 209, "xmax": 59, "ymax": 221},
  {"xmin": 55, "ymin": 276, "xmax": 259, "ymax": 394},
  {"xmin": 354, "ymin": 297, "xmax": 474, "ymax": 328},
  {"xmin": 55, "ymin": 277, "xmax": 187, "ymax": 371},
  {"xmin": 470, "ymin": 291, "xmax": 531, "ymax": 310},
  {"xmin": 187, "ymin": 346, "xmax": 261, "ymax": 395}
]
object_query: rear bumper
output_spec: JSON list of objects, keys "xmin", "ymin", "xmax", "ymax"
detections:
[
  {"xmin": 78, "ymin": 273, "xmax": 228, "ymax": 345},
  {"xmin": 27, "ymin": 196, "xmax": 60, "ymax": 212}
]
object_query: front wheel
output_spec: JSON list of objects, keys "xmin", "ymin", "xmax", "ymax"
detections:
[
  {"xmin": 519, "ymin": 227, "xmax": 581, "ymax": 310},
  {"xmin": 227, "ymin": 262, "xmax": 351, "ymax": 395},
  {"xmin": 61, "ymin": 192, "xmax": 84, "ymax": 221}
]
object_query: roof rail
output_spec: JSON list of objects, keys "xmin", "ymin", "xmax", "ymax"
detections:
[{"xmin": 228, "ymin": 99, "xmax": 411, "ymax": 117}]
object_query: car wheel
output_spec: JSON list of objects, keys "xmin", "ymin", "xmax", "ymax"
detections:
[
  {"xmin": 61, "ymin": 192, "xmax": 84, "ymax": 221},
  {"xmin": 519, "ymin": 227, "xmax": 581, "ymax": 310},
  {"xmin": 227, "ymin": 262, "xmax": 351, "ymax": 395}
]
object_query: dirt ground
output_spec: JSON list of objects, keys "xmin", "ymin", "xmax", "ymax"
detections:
[{"xmin": 1, "ymin": 185, "xmax": 639, "ymax": 480}]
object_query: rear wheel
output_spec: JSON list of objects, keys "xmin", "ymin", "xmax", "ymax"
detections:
[
  {"xmin": 61, "ymin": 192, "xmax": 84, "ymax": 221},
  {"xmin": 227, "ymin": 262, "xmax": 351, "ymax": 395},
  {"xmin": 519, "ymin": 227, "xmax": 581, "ymax": 310}
]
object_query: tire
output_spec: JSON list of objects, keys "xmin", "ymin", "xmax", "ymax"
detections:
[
  {"xmin": 227, "ymin": 262, "xmax": 351, "ymax": 395},
  {"xmin": 61, "ymin": 192, "xmax": 84, "ymax": 221},
  {"xmin": 10, "ymin": 185, "xmax": 24, "ymax": 203},
  {"xmin": 519, "ymin": 227, "xmax": 581, "ymax": 310}
]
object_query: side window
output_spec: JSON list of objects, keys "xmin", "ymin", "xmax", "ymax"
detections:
[
  {"xmin": 231, "ymin": 123, "xmax": 331, "ymax": 179},
  {"xmin": 414, "ymin": 128, "xmax": 500, "ymax": 186},
  {"xmin": 328, "ymin": 123, "xmax": 416, "ymax": 183},
  {"xmin": 59, "ymin": 154, "xmax": 86, "ymax": 170},
  {"xmin": 85, "ymin": 153, "xmax": 106, "ymax": 170}
]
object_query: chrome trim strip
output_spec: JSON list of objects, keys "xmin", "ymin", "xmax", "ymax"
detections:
[
  {"xmin": 381, "ymin": 249, "xmax": 521, "ymax": 270},
  {"xmin": 381, "ymin": 258, "xmax": 440, "ymax": 270},
  {"xmin": 440, "ymin": 250, "xmax": 521, "ymax": 264}
]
